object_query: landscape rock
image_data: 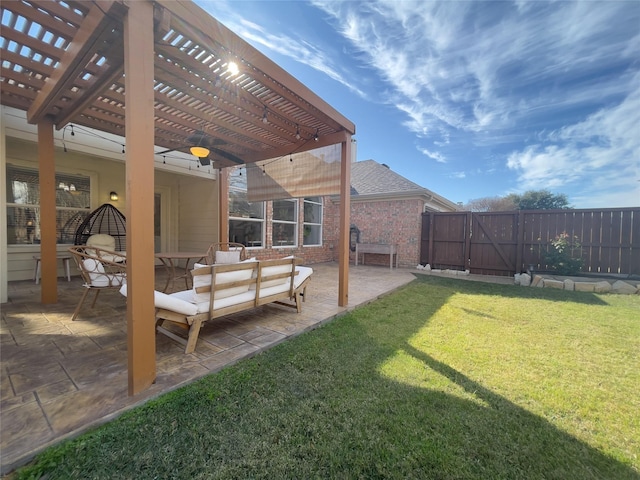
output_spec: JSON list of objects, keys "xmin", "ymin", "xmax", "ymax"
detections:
[
  {"xmin": 563, "ymin": 279, "xmax": 575, "ymax": 291},
  {"xmin": 544, "ymin": 279, "xmax": 564, "ymax": 289},
  {"xmin": 594, "ymin": 281, "xmax": 612, "ymax": 293},
  {"xmin": 611, "ymin": 280, "xmax": 638, "ymax": 295},
  {"xmin": 574, "ymin": 282, "xmax": 595, "ymax": 292},
  {"xmin": 531, "ymin": 275, "xmax": 544, "ymax": 287}
]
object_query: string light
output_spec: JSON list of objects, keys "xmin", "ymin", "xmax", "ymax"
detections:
[
  {"xmin": 295, "ymin": 124, "xmax": 301, "ymax": 140},
  {"xmin": 262, "ymin": 106, "xmax": 268, "ymax": 124},
  {"xmin": 62, "ymin": 124, "xmax": 129, "ymax": 155}
]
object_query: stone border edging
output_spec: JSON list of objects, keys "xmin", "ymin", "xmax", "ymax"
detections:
[{"xmin": 515, "ymin": 273, "xmax": 639, "ymax": 294}]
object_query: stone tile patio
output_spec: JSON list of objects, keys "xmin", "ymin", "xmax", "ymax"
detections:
[{"xmin": 1, "ymin": 262, "xmax": 416, "ymax": 473}]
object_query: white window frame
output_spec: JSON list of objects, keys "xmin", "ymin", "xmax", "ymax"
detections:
[
  {"xmin": 272, "ymin": 198, "xmax": 298, "ymax": 248},
  {"xmin": 228, "ymin": 168, "xmax": 265, "ymax": 249},
  {"xmin": 302, "ymin": 196, "xmax": 323, "ymax": 247},
  {"xmin": 6, "ymin": 163, "xmax": 92, "ymax": 246}
]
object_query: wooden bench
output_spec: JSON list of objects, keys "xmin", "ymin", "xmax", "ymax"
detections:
[
  {"xmin": 120, "ymin": 257, "xmax": 313, "ymax": 354},
  {"xmin": 355, "ymin": 243, "xmax": 398, "ymax": 269}
]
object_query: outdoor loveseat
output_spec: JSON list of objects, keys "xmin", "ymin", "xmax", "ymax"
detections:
[{"xmin": 120, "ymin": 256, "xmax": 312, "ymax": 354}]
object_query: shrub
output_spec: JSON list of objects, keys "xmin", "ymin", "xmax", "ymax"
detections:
[{"xmin": 543, "ymin": 232, "xmax": 584, "ymax": 275}]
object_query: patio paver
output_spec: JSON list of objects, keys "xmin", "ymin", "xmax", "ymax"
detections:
[{"xmin": 1, "ymin": 262, "xmax": 416, "ymax": 474}]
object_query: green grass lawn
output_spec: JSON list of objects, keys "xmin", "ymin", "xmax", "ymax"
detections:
[{"xmin": 17, "ymin": 275, "xmax": 640, "ymax": 479}]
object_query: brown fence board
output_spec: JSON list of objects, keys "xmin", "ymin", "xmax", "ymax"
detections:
[
  {"xmin": 421, "ymin": 207, "xmax": 639, "ymax": 276},
  {"xmin": 469, "ymin": 212, "xmax": 518, "ymax": 275},
  {"xmin": 432, "ymin": 213, "xmax": 466, "ymax": 270}
]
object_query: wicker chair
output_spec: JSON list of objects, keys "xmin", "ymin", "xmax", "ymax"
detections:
[
  {"xmin": 74, "ymin": 203, "xmax": 126, "ymax": 252},
  {"xmin": 205, "ymin": 242, "xmax": 247, "ymax": 265},
  {"xmin": 68, "ymin": 246, "xmax": 127, "ymax": 321}
]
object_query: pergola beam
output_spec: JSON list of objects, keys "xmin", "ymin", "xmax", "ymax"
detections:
[{"xmin": 27, "ymin": 1, "xmax": 120, "ymax": 124}]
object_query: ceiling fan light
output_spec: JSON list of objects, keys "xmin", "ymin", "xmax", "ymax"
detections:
[{"xmin": 190, "ymin": 145, "xmax": 210, "ymax": 157}]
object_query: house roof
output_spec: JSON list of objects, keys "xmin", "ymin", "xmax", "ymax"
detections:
[
  {"xmin": 0, "ymin": 0, "xmax": 355, "ymax": 168},
  {"xmin": 350, "ymin": 159, "xmax": 458, "ymax": 211},
  {"xmin": 351, "ymin": 160, "xmax": 424, "ymax": 195}
]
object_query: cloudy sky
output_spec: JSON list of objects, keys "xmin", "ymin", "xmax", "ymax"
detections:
[{"xmin": 197, "ymin": 0, "xmax": 639, "ymax": 208}]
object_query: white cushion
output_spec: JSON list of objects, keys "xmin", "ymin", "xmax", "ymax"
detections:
[
  {"xmin": 294, "ymin": 266, "xmax": 313, "ymax": 288},
  {"xmin": 215, "ymin": 250, "xmax": 241, "ymax": 264},
  {"xmin": 192, "ymin": 265, "xmax": 254, "ymax": 302},
  {"xmin": 255, "ymin": 263, "xmax": 293, "ymax": 289},
  {"xmin": 86, "ymin": 234, "xmax": 116, "ymax": 250},
  {"xmin": 83, "ymin": 258, "xmax": 105, "ymax": 274},
  {"xmin": 258, "ymin": 282, "xmax": 291, "ymax": 298},
  {"xmin": 119, "ymin": 285, "xmax": 198, "ymax": 316},
  {"xmin": 173, "ymin": 289, "xmax": 256, "ymax": 314},
  {"xmin": 82, "ymin": 258, "xmax": 125, "ymax": 287}
]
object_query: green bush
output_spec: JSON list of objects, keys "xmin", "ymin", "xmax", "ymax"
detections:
[{"xmin": 543, "ymin": 232, "xmax": 584, "ymax": 275}]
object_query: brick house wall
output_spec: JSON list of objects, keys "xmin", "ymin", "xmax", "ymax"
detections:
[
  {"xmin": 348, "ymin": 198, "xmax": 424, "ymax": 268},
  {"xmin": 247, "ymin": 195, "xmax": 424, "ymax": 268}
]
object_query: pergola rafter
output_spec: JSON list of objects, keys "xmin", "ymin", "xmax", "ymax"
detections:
[{"xmin": 1, "ymin": 0, "xmax": 354, "ymax": 167}]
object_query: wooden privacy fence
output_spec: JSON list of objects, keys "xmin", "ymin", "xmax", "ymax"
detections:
[{"xmin": 420, "ymin": 208, "xmax": 640, "ymax": 277}]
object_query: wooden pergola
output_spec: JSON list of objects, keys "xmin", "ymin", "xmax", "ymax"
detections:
[{"xmin": 0, "ymin": 0, "xmax": 354, "ymax": 394}]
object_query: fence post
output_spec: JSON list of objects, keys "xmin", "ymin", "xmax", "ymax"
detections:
[
  {"xmin": 516, "ymin": 210, "xmax": 524, "ymax": 275},
  {"xmin": 465, "ymin": 212, "xmax": 472, "ymax": 271}
]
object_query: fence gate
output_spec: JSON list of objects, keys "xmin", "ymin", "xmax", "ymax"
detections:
[
  {"xmin": 468, "ymin": 212, "xmax": 518, "ymax": 276},
  {"xmin": 420, "ymin": 212, "xmax": 468, "ymax": 270},
  {"xmin": 421, "ymin": 212, "xmax": 518, "ymax": 275}
]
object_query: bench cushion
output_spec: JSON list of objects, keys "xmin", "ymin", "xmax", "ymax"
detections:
[
  {"xmin": 294, "ymin": 266, "xmax": 313, "ymax": 288},
  {"xmin": 172, "ymin": 289, "xmax": 256, "ymax": 314},
  {"xmin": 192, "ymin": 264, "xmax": 255, "ymax": 302},
  {"xmin": 119, "ymin": 284, "xmax": 199, "ymax": 316}
]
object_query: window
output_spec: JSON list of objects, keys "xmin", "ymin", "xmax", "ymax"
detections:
[
  {"xmin": 272, "ymin": 199, "xmax": 297, "ymax": 247},
  {"xmin": 303, "ymin": 196, "xmax": 322, "ymax": 246},
  {"xmin": 6, "ymin": 164, "xmax": 91, "ymax": 245},
  {"xmin": 229, "ymin": 167, "xmax": 265, "ymax": 247}
]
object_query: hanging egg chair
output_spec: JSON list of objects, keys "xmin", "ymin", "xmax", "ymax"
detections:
[{"xmin": 74, "ymin": 203, "xmax": 126, "ymax": 251}]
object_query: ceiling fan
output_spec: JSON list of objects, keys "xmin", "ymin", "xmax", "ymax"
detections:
[{"xmin": 156, "ymin": 131, "xmax": 244, "ymax": 167}]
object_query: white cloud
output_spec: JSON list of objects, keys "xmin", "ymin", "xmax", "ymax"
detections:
[
  {"xmin": 313, "ymin": 0, "xmax": 639, "ymax": 140},
  {"xmin": 506, "ymin": 84, "xmax": 640, "ymax": 207},
  {"xmin": 418, "ymin": 147, "xmax": 446, "ymax": 163}
]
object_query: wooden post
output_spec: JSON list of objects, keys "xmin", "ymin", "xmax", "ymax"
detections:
[
  {"xmin": 427, "ymin": 213, "xmax": 434, "ymax": 267},
  {"xmin": 218, "ymin": 168, "xmax": 229, "ymax": 242},
  {"xmin": 124, "ymin": 0, "xmax": 156, "ymax": 395},
  {"xmin": 465, "ymin": 212, "xmax": 472, "ymax": 272},
  {"xmin": 38, "ymin": 117, "xmax": 57, "ymax": 304},
  {"xmin": 516, "ymin": 210, "xmax": 525, "ymax": 275},
  {"xmin": 338, "ymin": 136, "xmax": 351, "ymax": 306}
]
